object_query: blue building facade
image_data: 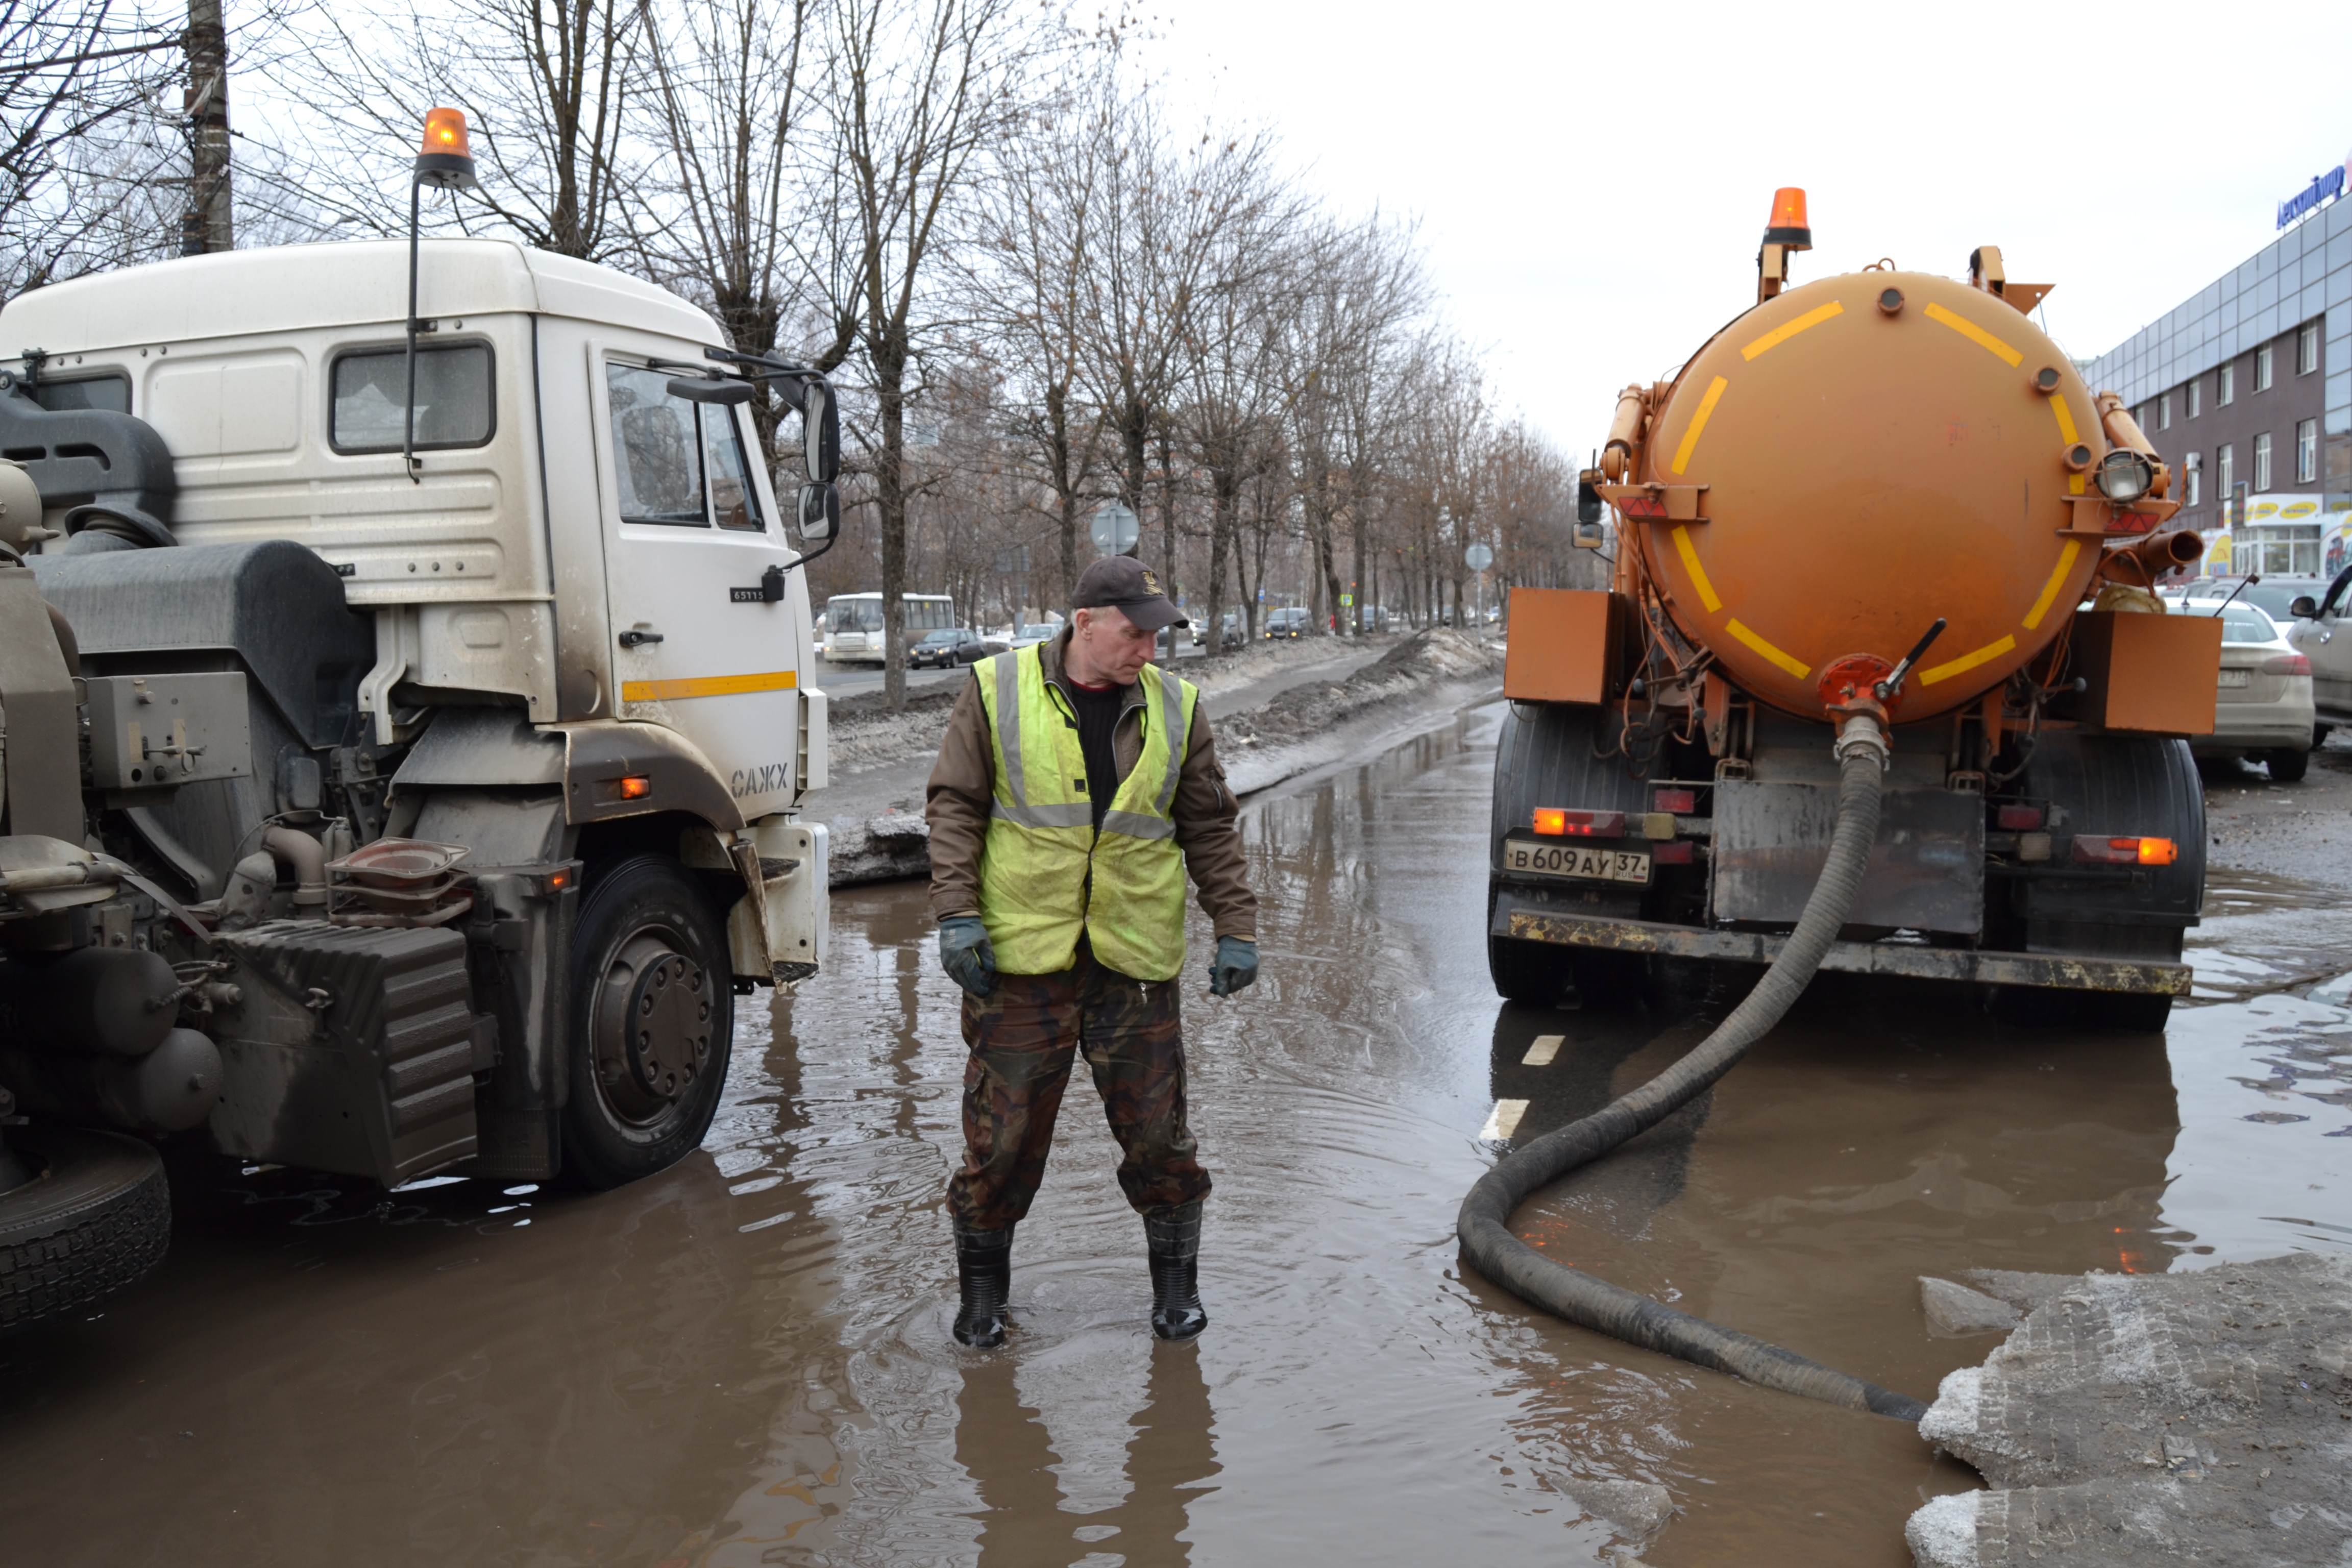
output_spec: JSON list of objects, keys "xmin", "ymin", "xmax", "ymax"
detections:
[{"xmin": 2088, "ymin": 190, "xmax": 2350, "ymax": 580}]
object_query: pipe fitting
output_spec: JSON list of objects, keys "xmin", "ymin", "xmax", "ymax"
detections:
[
  {"xmin": 263, "ymin": 825, "xmax": 330, "ymax": 908},
  {"xmin": 1833, "ymin": 711, "xmax": 1890, "ymax": 770}
]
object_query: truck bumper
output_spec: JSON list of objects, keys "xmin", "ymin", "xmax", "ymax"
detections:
[{"xmin": 1492, "ymin": 904, "xmax": 2191, "ymax": 996}]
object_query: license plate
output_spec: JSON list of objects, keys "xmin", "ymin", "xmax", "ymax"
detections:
[
  {"xmin": 1503, "ymin": 840, "xmax": 1651, "ymax": 885},
  {"xmin": 2217, "ymin": 668, "xmax": 2250, "ymax": 688}
]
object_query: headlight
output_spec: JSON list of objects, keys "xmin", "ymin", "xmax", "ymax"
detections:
[{"xmin": 2096, "ymin": 449, "xmax": 2154, "ymax": 503}]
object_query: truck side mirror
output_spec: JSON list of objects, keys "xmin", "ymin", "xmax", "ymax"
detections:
[
  {"xmin": 2291, "ymin": 595, "xmax": 2319, "ymax": 620},
  {"xmin": 802, "ymin": 381, "xmax": 840, "ymax": 484},
  {"xmin": 1576, "ymin": 472, "xmax": 1604, "ymax": 527},
  {"xmin": 797, "ymin": 480, "xmax": 840, "ymax": 542}
]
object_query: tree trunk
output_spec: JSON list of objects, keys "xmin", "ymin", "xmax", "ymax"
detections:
[
  {"xmin": 185, "ymin": 0, "xmax": 232, "ymax": 255},
  {"xmin": 1349, "ymin": 506, "xmax": 1366, "ymax": 638},
  {"xmin": 875, "ymin": 330, "xmax": 909, "ymax": 709},
  {"xmin": 1205, "ymin": 471, "xmax": 1237, "ymax": 660}
]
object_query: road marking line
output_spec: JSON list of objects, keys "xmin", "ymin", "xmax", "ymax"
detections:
[
  {"xmin": 1923, "ymin": 302, "xmax": 2023, "ymax": 366},
  {"xmin": 1672, "ymin": 525, "xmax": 1723, "ymax": 612},
  {"xmin": 2024, "ymin": 539, "xmax": 2083, "ymax": 630},
  {"xmin": 1671, "ymin": 376, "xmax": 1729, "ymax": 475},
  {"xmin": 1481, "ymin": 1099, "xmax": 1530, "ymax": 1141},
  {"xmin": 1523, "ymin": 1035, "xmax": 1565, "ymax": 1066},
  {"xmin": 1727, "ymin": 618, "xmax": 1811, "ymax": 679},
  {"xmin": 1740, "ymin": 300, "xmax": 1845, "ymax": 360},
  {"xmin": 1919, "ymin": 633, "xmax": 2017, "ymax": 685},
  {"xmin": 621, "ymin": 669, "xmax": 799, "ymax": 703}
]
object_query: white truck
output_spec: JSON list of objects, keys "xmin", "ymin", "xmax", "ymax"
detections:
[{"xmin": 0, "ymin": 236, "xmax": 838, "ymax": 1330}]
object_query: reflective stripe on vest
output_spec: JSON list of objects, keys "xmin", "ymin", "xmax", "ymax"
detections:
[{"xmin": 973, "ymin": 645, "xmax": 1197, "ymax": 981}]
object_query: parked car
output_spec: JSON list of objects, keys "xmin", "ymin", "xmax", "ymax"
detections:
[
  {"xmin": 2175, "ymin": 597, "xmax": 2315, "ymax": 780},
  {"xmin": 2280, "ymin": 568, "xmax": 2352, "ymax": 743},
  {"xmin": 907, "ymin": 627, "xmax": 1005, "ymax": 668},
  {"xmin": 1263, "ymin": 606, "xmax": 1308, "ymax": 640},
  {"xmin": 1008, "ymin": 622, "xmax": 1061, "ymax": 648}
]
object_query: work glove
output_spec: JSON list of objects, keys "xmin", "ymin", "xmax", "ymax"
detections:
[
  {"xmin": 1208, "ymin": 936, "xmax": 1258, "ymax": 998},
  {"xmin": 938, "ymin": 915, "xmax": 998, "ymax": 998}
]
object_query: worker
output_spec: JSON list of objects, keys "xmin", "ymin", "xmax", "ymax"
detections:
[{"xmin": 925, "ymin": 557, "xmax": 1259, "ymax": 1349}]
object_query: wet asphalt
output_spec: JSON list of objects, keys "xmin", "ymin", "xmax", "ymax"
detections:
[{"xmin": 3, "ymin": 703, "xmax": 2347, "ymax": 1566}]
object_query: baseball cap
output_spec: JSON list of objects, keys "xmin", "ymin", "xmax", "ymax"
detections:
[{"xmin": 1073, "ymin": 556, "xmax": 1188, "ymax": 631}]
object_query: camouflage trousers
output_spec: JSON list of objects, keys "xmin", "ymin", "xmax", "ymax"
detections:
[{"xmin": 946, "ymin": 944, "xmax": 1212, "ymax": 1232}]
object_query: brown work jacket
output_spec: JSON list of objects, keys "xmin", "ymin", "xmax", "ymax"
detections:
[{"xmin": 925, "ymin": 628, "xmax": 1258, "ymax": 943}]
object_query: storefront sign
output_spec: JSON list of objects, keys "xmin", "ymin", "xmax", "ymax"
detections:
[{"xmin": 2277, "ymin": 160, "xmax": 2349, "ymax": 229}]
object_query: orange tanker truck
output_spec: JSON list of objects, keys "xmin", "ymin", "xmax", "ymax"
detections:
[{"xmin": 1490, "ymin": 190, "xmax": 2220, "ymax": 1032}]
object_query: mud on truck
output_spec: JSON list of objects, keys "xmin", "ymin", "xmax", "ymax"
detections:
[
  {"xmin": 1491, "ymin": 190, "xmax": 2220, "ymax": 1034},
  {"xmin": 0, "ymin": 234, "xmax": 841, "ymax": 1332}
]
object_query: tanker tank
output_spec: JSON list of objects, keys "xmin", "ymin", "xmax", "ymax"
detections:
[{"xmin": 1487, "ymin": 188, "xmax": 2222, "ymax": 1033}]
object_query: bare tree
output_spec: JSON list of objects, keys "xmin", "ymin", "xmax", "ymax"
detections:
[
  {"xmin": 640, "ymin": 0, "xmax": 812, "ymax": 447},
  {"xmin": 278, "ymin": 0, "xmax": 652, "ymax": 260},
  {"xmin": 803, "ymin": 0, "xmax": 1041, "ymax": 708},
  {"xmin": 1072, "ymin": 83, "xmax": 1275, "ymax": 588},
  {"xmin": 964, "ymin": 68, "xmax": 1108, "ymax": 611}
]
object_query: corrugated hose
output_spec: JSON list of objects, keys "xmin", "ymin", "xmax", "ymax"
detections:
[{"xmin": 1458, "ymin": 714, "xmax": 1928, "ymax": 1420}]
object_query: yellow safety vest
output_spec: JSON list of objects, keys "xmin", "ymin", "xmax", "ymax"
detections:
[{"xmin": 974, "ymin": 645, "xmax": 1198, "ymax": 981}]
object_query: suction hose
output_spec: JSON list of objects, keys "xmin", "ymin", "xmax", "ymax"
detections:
[{"xmin": 1458, "ymin": 715, "xmax": 1928, "ymax": 1421}]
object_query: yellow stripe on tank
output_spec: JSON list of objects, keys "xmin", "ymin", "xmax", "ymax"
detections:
[
  {"xmin": 1726, "ymin": 619, "xmax": 1810, "ymax": 679},
  {"xmin": 1671, "ymin": 525, "xmax": 1723, "ymax": 612},
  {"xmin": 1739, "ymin": 300, "xmax": 1845, "ymax": 361},
  {"xmin": 2047, "ymin": 391, "xmax": 2088, "ymax": 495},
  {"xmin": 2023, "ymin": 538, "xmax": 2082, "ymax": 631},
  {"xmin": 1923, "ymin": 302, "xmax": 2023, "ymax": 367},
  {"xmin": 1671, "ymin": 376, "xmax": 1729, "ymax": 476},
  {"xmin": 621, "ymin": 669, "xmax": 799, "ymax": 703},
  {"xmin": 1918, "ymin": 634, "xmax": 2017, "ymax": 686}
]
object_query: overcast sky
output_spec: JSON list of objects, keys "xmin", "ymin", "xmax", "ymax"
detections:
[{"xmin": 1145, "ymin": 0, "xmax": 2352, "ymax": 453}]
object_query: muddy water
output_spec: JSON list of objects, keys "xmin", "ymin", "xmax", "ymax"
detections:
[{"xmin": 3, "ymin": 705, "xmax": 2348, "ymax": 1566}]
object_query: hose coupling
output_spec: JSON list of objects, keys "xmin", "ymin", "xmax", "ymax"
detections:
[{"xmin": 1832, "ymin": 710, "xmax": 1890, "ymax": 770}]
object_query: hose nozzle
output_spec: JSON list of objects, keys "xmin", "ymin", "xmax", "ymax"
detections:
[{"xmin": 1833, "ymin": 710, "xmax": 1889, "ymax": 770}]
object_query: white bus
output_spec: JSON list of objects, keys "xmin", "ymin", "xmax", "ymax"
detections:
[{"xmin": 824, "ymin": 593, "xmax": 956, "ymax": 665}]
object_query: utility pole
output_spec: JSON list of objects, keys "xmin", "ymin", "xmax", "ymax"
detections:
[{"xmin": 183, "ymin": 0, "xmax": 232, "ymax": 255}]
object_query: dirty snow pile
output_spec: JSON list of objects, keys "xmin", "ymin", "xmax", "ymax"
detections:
[
  {"xmin": 1905, "ymin": 1253, "xmax": 2352, "ymax": 1566},
  {"xmin": 1216, "ymin": 627, "xmax": 1502, "ymax": 794}
]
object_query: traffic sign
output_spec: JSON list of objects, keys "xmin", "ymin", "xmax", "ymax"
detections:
[
  {"xmin": 1340, "ymin": 593, "xmax": 1353, "ymax": 606},
  {"xmin": 1091, "ymin": 503, "xmax": 1140, "ymax": 556},
  {"xmin": 1464, "ymin": 543, "xmax": 1493, "ymax": 572}
]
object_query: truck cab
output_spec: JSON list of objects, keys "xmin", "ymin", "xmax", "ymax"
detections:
[{"xmin": 0, "ymin": 238, "xmax": 839, "ymax": 1328}]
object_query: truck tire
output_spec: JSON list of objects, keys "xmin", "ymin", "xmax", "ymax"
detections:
[
  {"xmin": 0, "ymin": 1126, "xmax": 170, "ymax": 1333},
  {"xmin": 1488, "ymin": 704, "xmax": 1651, "ymax": 1008},
  {"xmin": 562, "ymin": 854, "xmax": 735, "ymax": 1191},
  {"xmin": 2263, "ymin": 747, "xmax": 2309, "ymax": 782},
  {"xmin": 1986, "ymin": 732, "xmax": 2201, "ymax": 1035}
]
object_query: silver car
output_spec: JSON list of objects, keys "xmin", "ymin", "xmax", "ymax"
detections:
[{"xmin": 2176, "ymin": 598, "xmax": 2316, "ymax": 781}]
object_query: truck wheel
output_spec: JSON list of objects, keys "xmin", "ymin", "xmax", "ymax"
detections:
[
  {"xmin": 562, "ymin": 854, "xmax": 735, "ymax": 1191},
  {"xmin": 0, "ymin": 1127, "xmax": 170, "ymax": 1333},
  {"xmin": 2263, "ymin": 748, "xmax": 2310, "ymax": 782}
]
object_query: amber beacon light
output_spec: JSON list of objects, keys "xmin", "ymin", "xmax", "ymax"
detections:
[{"xmin": 414, "ymin": 107, "xmax": 477, "ymax": 189}]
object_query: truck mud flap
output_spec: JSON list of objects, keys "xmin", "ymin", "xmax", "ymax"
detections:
[{"xmin": 1492, "ymin": 905, "xmax": 2189, "ymax": 996}]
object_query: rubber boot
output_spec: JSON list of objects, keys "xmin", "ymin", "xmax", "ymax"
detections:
[
  {"xmin": 952, "ymin": 1226, "xmax": 1013, "ymax": 1348},
  {"xmin": 1145, "ymin": 1202, "xmax": 1207, "ymax": 1341}
]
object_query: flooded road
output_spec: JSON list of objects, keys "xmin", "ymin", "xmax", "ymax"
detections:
[{"xmin": 4, "ymin": 704, "xmax": 2348, "ymax": 1566}]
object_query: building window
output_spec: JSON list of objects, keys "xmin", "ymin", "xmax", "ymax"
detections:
[
  {"xmin": 2250, "ymin": 525, "xmax": 2322, "ymax": 576},
  {"xmin": 2256, "ymin": 342, "xmax": 2273, "ymax": 393},
  {"xmin": 2299, "ymin": 419, "xmax": 2318, "ymax": 485},
  {"xmin": 2187, "ymin": 377, "xmax": 2200, "ymax": 419},
  {"xmin": 2159, "ymin": 391, "xmax": 2171, "ymax": 429},
  {"xmin": 2218, "ymin": 443, "xmax": 2234, "ymax": 500},
  {"xmin": 2299, "ymin": 321, "xmax": 2319, "ymax": 375},
  {"xmin": 2254, "ymin": 431, "xmax": 2272, "ymax": 492},
  {"xmin": 2219, "ymin": 362, "xmax": 2235, "ymax": 406},
  {"xmin": 2184, "ymin": 450, "xmax": 2201, "ymax": 507}
]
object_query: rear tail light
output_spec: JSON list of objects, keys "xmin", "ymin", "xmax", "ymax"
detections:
[
  {"xmin": 2263, "ymin": 653, "xmax": 2312, "ymax": 676},
  {"xmin": 1995, "ymin": 803, "xmax": 2044, "ymax": 830},
  {"xmin": 1653, "ymin": 787, "xmax": 1697, "ymax": 813},
  {"xmin": 2072, "ymin": 835, "xmax": 2178, "ymax": 866},
  {"xmin": 1653, "ymin": 840, "xmax": 1694, "ymax": 865},
  {"xmin": 1532, "ymin": 808, "xmax": 1626, "ymax": 838}
]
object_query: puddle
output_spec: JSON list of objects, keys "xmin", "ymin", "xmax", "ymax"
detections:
[{"xmin": 2, "ymin": 703, "xmax": 2344, "ymax": 1567}]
